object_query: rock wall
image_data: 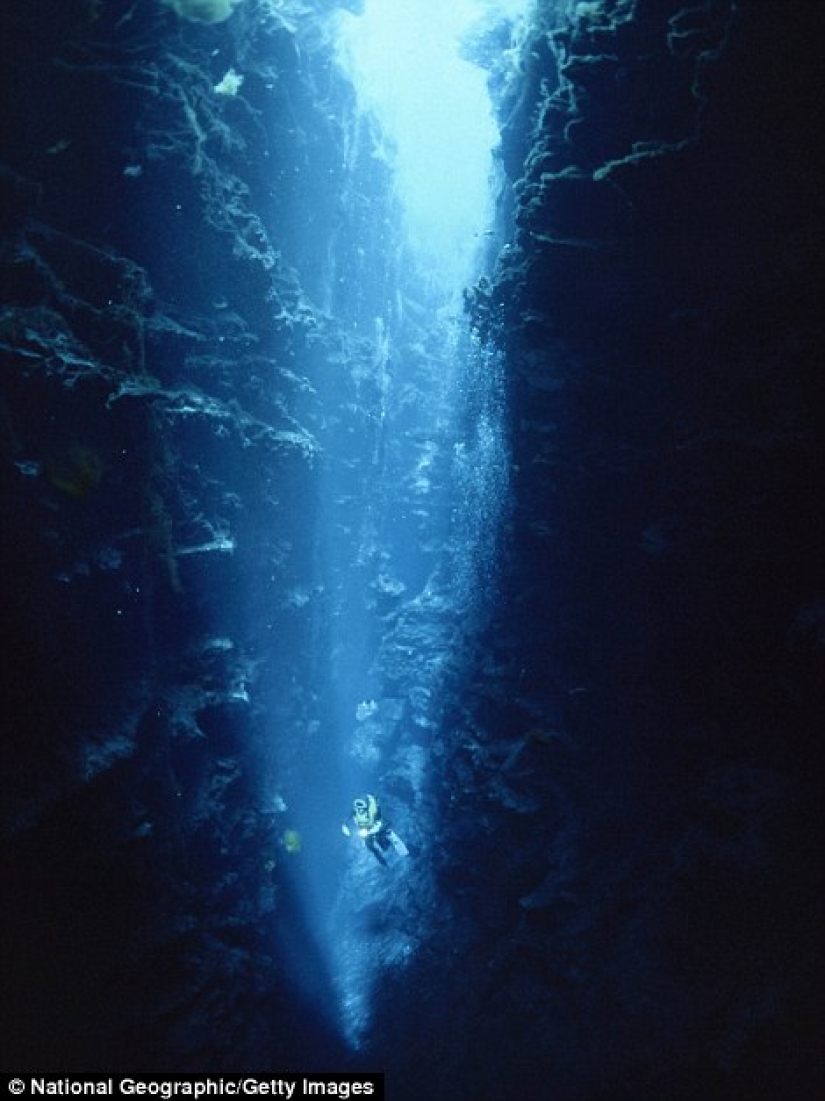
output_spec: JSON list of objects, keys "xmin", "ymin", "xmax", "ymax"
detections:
[
  {"xmin": 397, "ymin": 1, "xmax": 822, "ymax": 1097},
  {"xmin": 1, "ymin": 0, "xmax": 385, "ymax": 1070}
]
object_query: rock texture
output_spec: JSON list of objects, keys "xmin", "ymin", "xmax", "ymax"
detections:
[
  {"xmin": 434, "ymin": 2, "xmax": 824, "ymax": 1097},
  {"xmin": 1, "ymin": 1, "xmax": 822, "ymax": 1097},
  {"xmin": 1, "ymin": 0, "xmax": 383, "ymax": 1070}
]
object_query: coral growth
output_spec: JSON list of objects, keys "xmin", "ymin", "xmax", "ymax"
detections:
[
  {"xmin": 44, "ymin": 444, "xmax": 103, "ymax": 498},
  {"xmin": 161, "ymin": 0, "xmax": 244, "ymax": 25}
]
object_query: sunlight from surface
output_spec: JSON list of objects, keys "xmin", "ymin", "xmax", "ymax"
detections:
[
  {"xmin": 336, "ymin": 0, "xmax": 530, "ymax": 290},
  {"xmin": 302, "ymin": 0, "xmax": 531, "ymax": 1051}
]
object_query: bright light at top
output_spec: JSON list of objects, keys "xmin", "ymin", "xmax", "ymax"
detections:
[{"xmin": 336, "ymin": 0, "xmax": 529, "ymax": 292}]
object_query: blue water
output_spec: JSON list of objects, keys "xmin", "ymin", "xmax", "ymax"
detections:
[{"xmin": 268, "ymin": 0, "xmax": 528, "ymax": 1050}]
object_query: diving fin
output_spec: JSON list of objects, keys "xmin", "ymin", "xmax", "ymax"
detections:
[{"xmin": 388, "ymin": 830, "xmax": 408, "ymax": 857}]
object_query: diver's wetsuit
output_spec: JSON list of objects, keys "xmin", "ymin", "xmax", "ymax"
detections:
[{"xmin": 351, "ymin": 794, "xmax": 393, "ymax": 864}]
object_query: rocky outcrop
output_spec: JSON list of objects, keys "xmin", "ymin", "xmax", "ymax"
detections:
[
  {"xmin": 431, "ymin": 2, "xmax": 824, "ymax": 1097},
  {"xmin": 1, "ymin": 0, "xmax": 386, "ymax": 1069}
]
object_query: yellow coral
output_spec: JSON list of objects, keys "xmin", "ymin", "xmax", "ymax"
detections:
[
  {"xmin": 45, "ymin": 445, "xmax": 103, "ymax": 498},
  {"xmin": 282, "ymin": 829, "xmax": 301, "ymax": 854}
]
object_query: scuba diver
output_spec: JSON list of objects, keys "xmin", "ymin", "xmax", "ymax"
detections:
[{"xmin": 342, "ymin": 793, "xmax": 408, "ymax": 864}]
